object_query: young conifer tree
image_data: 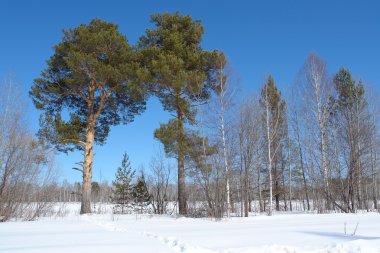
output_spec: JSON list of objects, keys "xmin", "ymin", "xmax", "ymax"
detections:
[
  {"xmin": 112, "ymin": 152, "xmax": 135, "ymax": 214},
  {"xmin": 333, "ymin": 68, "xmax": 367, "ymax": 212},
  {"xmin": 260, "ymin": 76, "xmax": 286, "ymax": 216},
  {"xmin": 132, "ymin": 173, "xmax": 152, "ymax": 213}
]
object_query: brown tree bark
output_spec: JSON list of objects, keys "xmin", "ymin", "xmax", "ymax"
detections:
[
  {"xmin": 81, "ymin": 85, "xmax": 96, "ymax": 214},
  {"xmin": 274, "ymin": 152, "xmax": 280, "ymax": 211},
  {"xmin": 81, "ymin": 126, "xmax": 94, "ymax": 214},
  {"xmin": 80, "ymin": 84, "xmax": 106, "ymax": 214},
  {"xmin": 177, "ymin": 105, "xmax": 187, "ymax": 215}
]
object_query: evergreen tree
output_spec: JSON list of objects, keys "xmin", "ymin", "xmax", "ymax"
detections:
[
  {"xmin": 260, "ymin": 75, "xmax": 287, "ymax": 215},
  {"xmin": 138, "ymin": 13, "xmax": 220, "ymax": 214},
  {"xmin": 333, "ymin": 68, "xmax": 368, "ymax": 212},
  {"xmin": 91, "ymin": 181, "xmax": 101, "ymax": 203},
  {"xmin": 30, "ymin": 19, "xmax": 146, "ymax": 214},
  {"xmin": 112, "ymin": 153, "xmax": 135, "ymax": 214},
  {"xmin": 132, "ymin": 173, "xmax": 152, "ymax": 213}
]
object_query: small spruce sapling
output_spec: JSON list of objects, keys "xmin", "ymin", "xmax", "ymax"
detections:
[
  {"xmin": 111, "ymin": 153, "xmax": 135, "ymax": 214},
  {"xmin": 132, "ymin": 173, "xmax": 152, "ymax": 214}
]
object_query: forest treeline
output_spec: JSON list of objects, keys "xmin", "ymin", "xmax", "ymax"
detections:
[{"xmin": 1, "ymin": 13, "xmax": 379, "ymax": 221}]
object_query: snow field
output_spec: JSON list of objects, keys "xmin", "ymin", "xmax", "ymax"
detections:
[{"xmin": 1, "ymin": 204, "xmax": 380, "ymax": 253}]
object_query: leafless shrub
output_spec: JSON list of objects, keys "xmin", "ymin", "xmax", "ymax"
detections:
[
  {"xmin": 147, "ymin": 148, "xmax": 173, "ymax": 215},
  {"xmin": 0, "ymin": 78, "xmax": 59, "ymax": 221}
]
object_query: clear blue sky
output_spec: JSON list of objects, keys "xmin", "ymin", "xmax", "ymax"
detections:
[{"xmin": 1, "ymin": 0, "xmax": 379, "ymax": 183}]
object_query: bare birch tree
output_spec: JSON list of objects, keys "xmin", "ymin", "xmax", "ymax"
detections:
[
  {"xmin": 238, "ymin": 95, "xmax": 261, "ymax": 216},
  {"xmin": 297, "ymin": 53, "xmax": 334, "ymax": 210}
]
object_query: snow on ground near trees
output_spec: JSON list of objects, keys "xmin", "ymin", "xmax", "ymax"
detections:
[{"xmin": 1, "ymin": 205, "xmax": 380, "ymax": 253}]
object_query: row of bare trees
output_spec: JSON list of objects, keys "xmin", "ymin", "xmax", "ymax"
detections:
[
  {"xmin": 178, "ymin": 53, "xmax": 380, "ymax": 217},
  {"xmin": 0, "ymin": 79, "xmax": 61, "ymax": 221},
  {"xmin": 290, "ymin": 54, "xmax": 380, "ymax": 213}
]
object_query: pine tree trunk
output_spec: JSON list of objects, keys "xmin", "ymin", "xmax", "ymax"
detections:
[
  {"xmin": 81, "ymin": 85, "xmax": 97, "ymax": 215},
  {"xmin": 281, "ymin": 154, "xmax": 287, "ymax": 211},
  {"xmin": 81, "ymin": 125, "xmax": 94, "ymax": 214},
  {"xmin": 356, "ymin": 99, "xmax": 363, "ymax": 210},
  {"xmin": 275, "ymin": 179, "xmax": 280, "ymax": 211},
  {"xmin": 274, "ymin": 155, "xmax": 280, "ymax": 211},
  {"xmin": 177, "ymin": 108, "xmax": 187, "ymax": 215},
  {"xmin": 258, "ymin": 165, "xmax": 263, "ymax": 212},
  {"xmin": 178, "ymin": 154, "xmax": 186, "ymax": 215}
]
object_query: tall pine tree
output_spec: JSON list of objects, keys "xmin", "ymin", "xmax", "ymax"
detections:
[
  {"xmin": 333, "ymin": 68, "xmax": 368, "ymax": 212},
  {"xmin": 138, "ymin": 13, "xmax": 219, "ymax": 214},
  {"xmin": 30, "ymin": 19, "xmax": 146, "ymax": 214}
]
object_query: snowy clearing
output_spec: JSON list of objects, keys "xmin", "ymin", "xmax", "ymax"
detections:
[{"xmin": 1, "ymin": 206, "xmax": 380, "ymax": 253}]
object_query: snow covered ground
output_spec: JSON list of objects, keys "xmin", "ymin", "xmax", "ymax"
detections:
[{"xmin": 1, "ymin": 204, "xmax": 380, "ymax": 253}]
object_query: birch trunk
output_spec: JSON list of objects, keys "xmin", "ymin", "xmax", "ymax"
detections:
[
  {"xmin": 218, "ymin": 62, "xmax": 230, "ymax": 217},
  {"xmin": 265, "ymin": 85, "xmax": 273, "ymax": 216}
]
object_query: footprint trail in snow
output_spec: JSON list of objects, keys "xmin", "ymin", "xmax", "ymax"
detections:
[{"xmin": 82, "ymin": 215, "xmax": 217, "ymax": 253}]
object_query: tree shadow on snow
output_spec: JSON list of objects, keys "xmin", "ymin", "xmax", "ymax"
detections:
[{"xmin": 299, "ymin": 231, "xmax": 380, "ymax": 241}]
